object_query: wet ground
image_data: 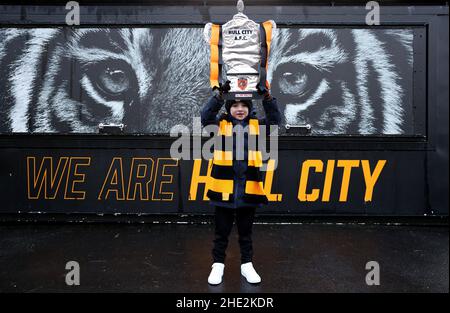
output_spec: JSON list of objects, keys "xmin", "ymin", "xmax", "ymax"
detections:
[{"xmin": 0, "ymin": 222, "xmax": 448, "ymax": 292}]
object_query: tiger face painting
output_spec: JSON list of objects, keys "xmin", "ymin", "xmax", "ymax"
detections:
[
  {"xmin": 268, "ymin": 28, "xmax": 414, "ymax": 135},
  {"xmin": 0, "ymin": 27, "xmax": 210, "ymax": 133},
  {"xmin": 0, "ymin": 26, "xmax": 414, "ymax": 135}
]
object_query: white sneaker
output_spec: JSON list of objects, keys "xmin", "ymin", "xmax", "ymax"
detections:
[
  {"xmin": 208, "ymin": 263, "xmax": 225, "ymax": 285},
  {"xmin": 241, "ymin": 262, "xmax": 261, "ymax": 284}
]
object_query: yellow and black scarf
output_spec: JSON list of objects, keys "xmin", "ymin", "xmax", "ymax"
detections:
[{"xmin": 206, "ymin": 116, "xmax": 269, "ymax": 205}]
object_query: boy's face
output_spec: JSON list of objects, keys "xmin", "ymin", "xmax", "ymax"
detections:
[{"xmin": 230, "ymin": 102, "xmax": 249, "ymax": 120}]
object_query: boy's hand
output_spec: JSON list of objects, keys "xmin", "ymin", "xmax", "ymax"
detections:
[
  {"xmin": 263, "ymin": 90, "xmax": 273, "ymax": 101},
  {"xmin": 212, "ymin": 80, "xmax": 231, "ymax": 100},
  {"xmin": 221, "ymin": 80, "xmax": 231, "ymax": 93},
  {"xmin": 212, "ymin": 87, "xmax": 223, "ymax": 99},
  {"xmin": 257, "ymin": 84, "xmax": 273, "ymax": 100}
]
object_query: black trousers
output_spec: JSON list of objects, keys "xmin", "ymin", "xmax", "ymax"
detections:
[{"xmin": 212, "ymin": 206, "xmax": 256, "ymax": 264}]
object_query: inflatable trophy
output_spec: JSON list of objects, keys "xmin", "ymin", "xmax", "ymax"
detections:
[{"xmin": 203, "ymin": 0, "xmax": 276, "ymax": 100}]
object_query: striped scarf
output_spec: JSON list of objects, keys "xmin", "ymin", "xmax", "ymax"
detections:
[{"xmin": 206, "ymin": 117, "xmax": 268, "ymax": 205}]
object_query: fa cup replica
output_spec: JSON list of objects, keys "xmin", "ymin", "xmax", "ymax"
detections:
[{"xmin": 204, "ymin": 0, "xmax": 276, "ymax": 100}]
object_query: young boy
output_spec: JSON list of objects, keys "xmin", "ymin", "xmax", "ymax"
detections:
[{"xmin": 200, "ymin": 90, "xmax": 281, "ymax": 285}]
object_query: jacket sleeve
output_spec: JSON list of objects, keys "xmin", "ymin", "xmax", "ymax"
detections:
[
  {"xmin": 260, "ymin": 96, "xmax": 282, "ymax": 127},
  {"xmin": 201, "ymin": 95, "xmax": 224, "ymax": 126}
]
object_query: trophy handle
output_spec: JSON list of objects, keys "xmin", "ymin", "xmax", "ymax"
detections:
[{"xmin": 203, "ymin": 22, "xmax": 212, "ymax": 43}]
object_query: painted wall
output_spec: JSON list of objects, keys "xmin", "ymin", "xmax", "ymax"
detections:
[{"xmin": 0, "ymin": 5, "xmax": 447, "ymax": 217}]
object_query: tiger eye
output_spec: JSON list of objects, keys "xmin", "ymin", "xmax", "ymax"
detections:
[{"xmin": 99, "ymin": 67, "xmax": 130, "ymax": 95}]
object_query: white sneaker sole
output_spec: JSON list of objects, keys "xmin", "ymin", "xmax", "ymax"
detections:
[
  {"xmin": 241, "ymin": 273, "xmax": 261, "ymax": 284},
  {"xmin": 208, "ymin": 278, "xmax": 223, "ymax": 285}
]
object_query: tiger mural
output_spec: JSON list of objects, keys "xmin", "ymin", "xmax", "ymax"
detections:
[
  {"xmin": 0, "ymin": 26, "xmax": 413, "ymax": 135},
  {"xmin": 269, "ymin": 28, "xmax": 414, "ymax": 135},
  {"xmin": 0, "ymin": 27, "xmax": 210, "ymax": 133}
]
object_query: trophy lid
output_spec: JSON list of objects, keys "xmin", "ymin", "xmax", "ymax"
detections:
[
  {"xmin": 233, "ymin": 0, "xmax": 249, "ymax": 20},
  {"xmin": 237, "ymin": 0, "xmax": 244, "ymax": 13}
]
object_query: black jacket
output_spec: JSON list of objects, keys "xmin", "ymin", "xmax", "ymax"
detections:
[{"xmin": 201, "ymin": 95, "xmax": 281, "ymax": 209}]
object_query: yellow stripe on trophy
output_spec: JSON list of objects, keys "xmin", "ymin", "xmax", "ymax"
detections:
[
  {"xmin": 245, "ymin": 181, "xmax": 266, "ymax": 195},
  {"xmin": 210, "ymin": 24, "xmax": 220, "ymax": 89},
  {"xmin": 248, "ymin": 150, "xmax": 263, "ymax": 167},
  {"xmin": 262, "ymin": 21, "xmax": 273, "ymax": 66},
  {"xmin": 213, "ymin": 150, "xmax": 233, "ymax": 166},
  {"xmin": 262, "ymin": 21, "xmax": 273, "ymax": 89}
]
